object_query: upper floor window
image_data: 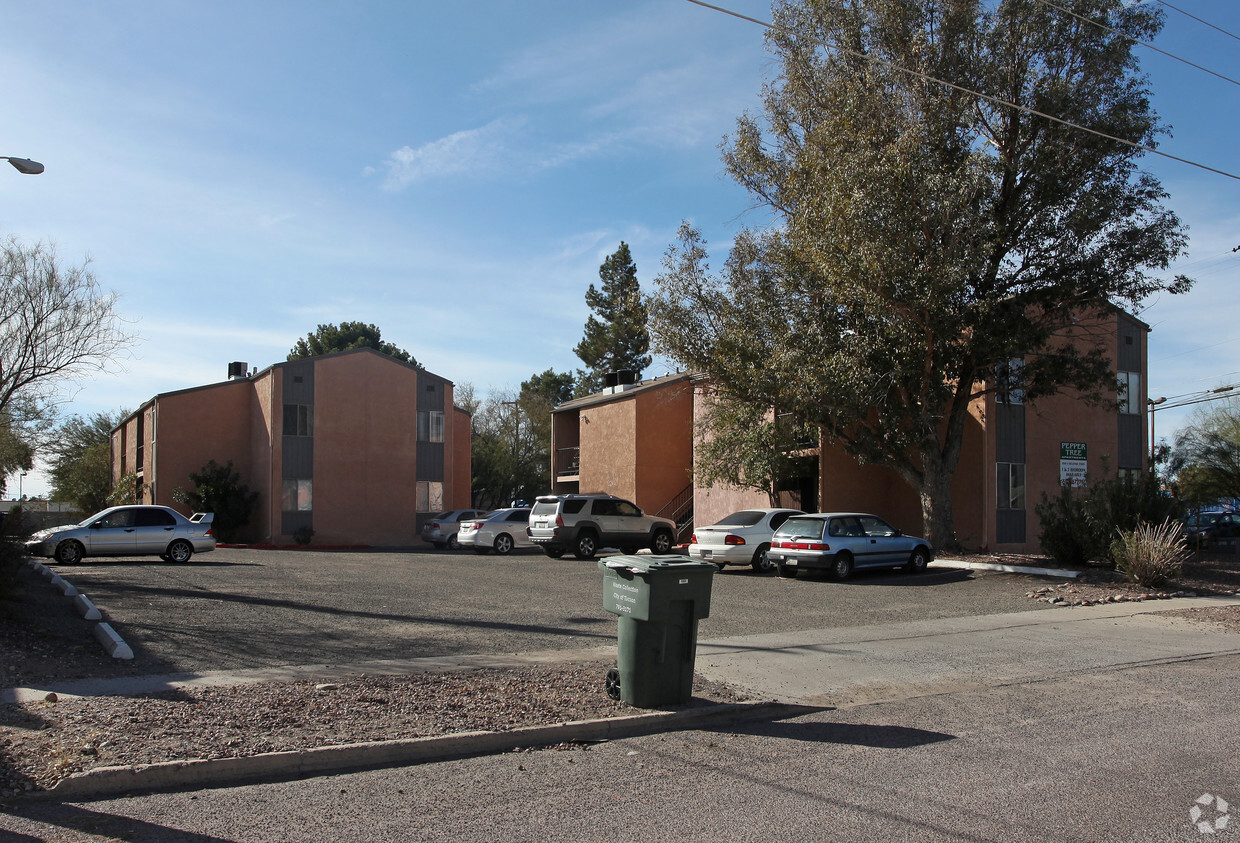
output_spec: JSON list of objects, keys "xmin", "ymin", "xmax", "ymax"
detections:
[
  {"xmin": 997, "ymin": 462, "xmax": 1026, "ymax": 509},
  {"xmin": 996, "ymin": 358, "xmax": 1024, "ymax": 405},
  {"xmin": 418, "ymin": 411, "xmax": 444, "ymax": 443},
  {"xmin": 1117, "ymin": 371, "xmax": 1140, "ymax": 414},
  {"xmin": 284, "ymin": 404, "xmax": 313, "ymax": 437}
]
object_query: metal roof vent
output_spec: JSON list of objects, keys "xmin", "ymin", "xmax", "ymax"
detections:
[{"xmin": 227, "ymin": 362, "xmax": 248, "ymax": 380}]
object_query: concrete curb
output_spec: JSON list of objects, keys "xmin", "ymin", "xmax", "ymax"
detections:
[
  {"xmin": 40, "ymin": 700, "xmax": 797, "ymax": 801},
  {"xmin": 933, "ymin": 558, "xmax": 1084, "ymax": 578}
]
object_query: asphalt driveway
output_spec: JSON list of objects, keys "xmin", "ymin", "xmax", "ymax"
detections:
[{"xmin": 39, "ymin": 547, "xmax": 1050, "ymax": 678}]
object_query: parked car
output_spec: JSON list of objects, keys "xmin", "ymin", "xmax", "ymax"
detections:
[
  {"xmin": 767, "ymin": 512, "xmax": 932, "ymax": 580},
  {"xmin": 527, "ymin": 493, "xmax": 676, "ymax": 560},
  {"xmin": 420, "ymin": 509, "xmax": 486, "ymax": 550},
  {"xmin": 688, "ymin": 508, "xmax": 804, "ymax": 572},
  {"xmin": 1188, "ymin": 511, "xmax": 1240, "ymax": 545},
  {"xmin": 458, "ymin": 508, "xmax": 533, "ymax": 555},
  {"xmin": 26, "ymin": 505, "xmax": 216, "ymax": 564}
]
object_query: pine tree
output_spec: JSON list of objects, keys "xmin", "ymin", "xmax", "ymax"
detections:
[{"xmin": 573, "ymin": 243, "xmax": 651, "ymax": 396}]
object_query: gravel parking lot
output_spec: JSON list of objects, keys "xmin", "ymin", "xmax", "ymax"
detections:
[{"xmin": 26, "ymin": 547, "xmax": 1049, "ymax": 681}]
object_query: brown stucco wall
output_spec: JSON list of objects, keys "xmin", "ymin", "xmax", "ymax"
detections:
[
  {"xmin": 579, "ymin": 398, "xmax": 637, "ymax": 501},
  {"xmin": 633, "ymin": 382, "xmax": 694, "ymax": 515}
]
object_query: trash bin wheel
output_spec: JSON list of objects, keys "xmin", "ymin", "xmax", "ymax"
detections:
[{"xmin": 605, "ymin": 668, "xmax": 621, "ymax": 701}]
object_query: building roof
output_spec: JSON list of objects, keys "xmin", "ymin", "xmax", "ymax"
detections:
[{"xmin": 552, "ymin": 372, "xmax": 695, "ymax": 414}]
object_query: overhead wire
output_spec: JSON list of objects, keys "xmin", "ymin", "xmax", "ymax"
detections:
[
  {"xmin": 683, "ymin": 0, "xmax": 1240, "ymax": 181},
  {"xmin": 1034, "ymin": 0, "xmax": 1240, "ymax": 88},
  {"xmin": 1155, "ymin": 0, "xmax": 1240, "ymax": 43}
]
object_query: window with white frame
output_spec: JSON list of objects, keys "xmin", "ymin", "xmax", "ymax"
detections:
[
  {"xmin": 1117, "ymin": 371, "xmax": 1140, "ymax": 414},
  {"xmin": 417, "ymin": 411, "xmax": 445, "ymax": 443},
  {"xmin": 997, "ymin": 463, "xmax": 1026, "ymax": 509}
]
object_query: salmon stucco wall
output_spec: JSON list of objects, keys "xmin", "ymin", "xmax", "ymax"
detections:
[
  {"xmin": 311, "ymin": 353, "xmax": 420, "ymax": 546},
  {"xmin": 150, "ymin": 380, "xmax": 256, "ymax": 519}
]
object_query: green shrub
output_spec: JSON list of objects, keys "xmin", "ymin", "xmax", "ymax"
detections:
[
  {"xmin": 173, "ymin": 460, "xmax": 258, "ymax": 543},
  {"xmin": 1037, "ymin": 469, "xmax": 1181, "ymax": 566},
  {"xmin": 1111, "ymin": 519, "xmax": 1191, "ymax": 587}
]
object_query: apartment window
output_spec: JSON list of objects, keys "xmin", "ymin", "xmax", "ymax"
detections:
[
  {"xmin": 418, "ymin": 411, "xmax": 444, "ymax": 443},
  {"xmin": 1117, "ymin": 371, "xmax": 1140, "ymax": 414},
  {"xmin": 997, "ymin": 463, "xmax": 1026, "ymax": 509},
  {"xmin": 283, "ymin": 404, "xmax": 313, "ymax": 436},
  {"xmin": 416, "ymin": 481, "xmax": 443, "ymax": 513},
  {"xmin": 996, "ymin": 358, "xmax": 1024, "ymax": 405},
  {"xmin": 282, "ymin": 479, "xmax": 313, "ymax": 512}
]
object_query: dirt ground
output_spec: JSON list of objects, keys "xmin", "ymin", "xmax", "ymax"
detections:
[{"xmin": 2, "ymin": 549, "xmax": 1237, "ymax": 797}]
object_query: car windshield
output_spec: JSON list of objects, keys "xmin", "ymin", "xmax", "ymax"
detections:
[
  {"xmin": 715, "ymin": 511, "xmax": 765, "ymax": 527},
  {"xmin": 774, "ymin": 517, "xmax": 825, "ymax": 539}
]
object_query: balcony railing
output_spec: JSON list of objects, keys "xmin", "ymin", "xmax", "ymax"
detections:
[{"xmin": 556, "ymin": 447, "xmax": 581, "ymax": 477}]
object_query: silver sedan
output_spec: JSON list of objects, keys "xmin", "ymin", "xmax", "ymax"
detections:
[
  {"xmin": 457, "ymin": 508, "xmax": 533, "ymax": 555},
  {"xmin": 26, "ymin": 505, "xmax": 216, "ymax": 564}
]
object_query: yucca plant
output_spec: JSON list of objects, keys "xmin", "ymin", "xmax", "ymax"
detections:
[{"xmin": 1111, "ymin": 519, "xmax": 1192, "ymax": 588}]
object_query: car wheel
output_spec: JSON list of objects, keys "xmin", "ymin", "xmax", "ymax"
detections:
[
  {"xmin": 778, "ymin": 563, "xmax": 797, "ymax": 579},
  {"xmin": 544, "ymin": 547, "xmax": 566, "ymax": 559},
  {"xmin": 620, "ymin": 545, "xmax": 639, "ymax": 556},
  {"xmin": 167, "ymin": 540, "xmax": 194, "ymax": 563},
  {"xmin": 907, "ymin": 547, "xmax": 930, "ymax": 574},
  {"xmin": 447, "ymin": 534, "xmax": 460, "ymax": 551},
  {"xmin": 574, "ymin": 531, "xmax": 598, "ymax": 560},
  {"xmin": 473, "ymin": 547, "xmax": 491, "ymax": 555},
  {"xmin": 54, "ymin": 541, "xmax": 84, "ymax": 565},
  {"xmin": 494, "ymin": 534, "xmax": 514, "ymax": 555},
  {"xmin": 751, "ymin": 543, "xmax": 774, "ymax": 573},
  {"xmin": 831, "ymin": 552, "xmax": 854, "ymax": 581},
  {"xmin": 650, "ymin": 529, "xmax": 673, "ymax": 554},
  {"xmin": 715, "ymin": 562, "xmax": 727, "ymax": 571}
]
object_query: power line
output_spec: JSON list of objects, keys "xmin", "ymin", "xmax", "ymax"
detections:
[
  {"xmin": 684, "ymin": 0, "xmax": 1240, "ymax": 181},
  {"xmin": 1156, "ymin": 0, "xmax": 1240, "ymax": 43},
  {"xmin": 1034, "ymin": 0, "xmax": 1240, "ymax": 88}
]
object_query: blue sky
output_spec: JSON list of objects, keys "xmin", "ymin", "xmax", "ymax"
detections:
[{"xmin": 3, "ymin": 1, "xmax": 1237, "ymax": 498}]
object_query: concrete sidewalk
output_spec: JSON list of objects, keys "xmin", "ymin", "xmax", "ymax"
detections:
[{"xmin": 693, "ymin": 596, "xmax": 1240, "ymax": 706}]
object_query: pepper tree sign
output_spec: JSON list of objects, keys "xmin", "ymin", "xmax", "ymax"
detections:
[{"xmin": 1060, "ymin": 441, "xmax": 1087, "ymax": 487}]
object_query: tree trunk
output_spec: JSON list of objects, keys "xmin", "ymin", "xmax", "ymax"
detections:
[{"xmin": 918, "ymin": 440, "xmax": 961, "ymax": 551}]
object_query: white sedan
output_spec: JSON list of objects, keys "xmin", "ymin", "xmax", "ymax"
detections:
[
  {"xmin": 688, "ymin": 508, "xmax": 804, "ymax": 572},
  {"xmin": 457, "ymin": 508, "xmax": 533, "ymax": 555}
]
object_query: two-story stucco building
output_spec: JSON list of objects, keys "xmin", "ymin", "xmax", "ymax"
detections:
[
  {"xmin": 549, "ymin": 308, "xmax": 1150, "ymax": 553},
  {"xmin": 111, "ymin": 348, "xmax": 471, "ymax": 546}
]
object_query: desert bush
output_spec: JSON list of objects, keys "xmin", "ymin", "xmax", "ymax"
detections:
[
  {"xmin": 1110, "ymin": 519, "xmax": 1191, "ymax": 587},
  {"xmin": 293, "ymin": 525, "xmax": 314, "ymax": 546}
]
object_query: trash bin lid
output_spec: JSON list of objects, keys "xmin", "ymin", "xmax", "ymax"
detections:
[{"xmin": 600, "ymin": 555, "xmax": 717, "ymax": 575}]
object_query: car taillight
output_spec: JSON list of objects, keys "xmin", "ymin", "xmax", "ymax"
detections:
[
  {"xmin": 724, "ymin": 534, "xmax": 745, "ymax": 546},
  {"xmin": 205, "ymin": 526, "xmax": 213, "ymax": 537},
  {"xmin": 773, "ymin": 539, "xmax": 827, "ymax": 551},
  {"xmin": 555, "ymin": 515, "xmax": 564, "ymax": 527},
  {"xmin": 430, "ymin": 522, "xmax": 441, "ymax": 529},
  {"xmin": 690, "ymin": 533, "xmax": 698, "ymax": 544}
]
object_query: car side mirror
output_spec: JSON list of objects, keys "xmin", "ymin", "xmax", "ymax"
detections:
[{"xmin": 89, "ymin": 522, "xmax": 103, "ymax": 530}]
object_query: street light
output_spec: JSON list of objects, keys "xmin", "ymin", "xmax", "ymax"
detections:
[
  {"xmin": 18, "ymin": 470, "xmax": 27, "ymax": 500},
  {"xmin": 1148, "ymin": 396, "xmax": 1167, "ymax": 464},
  {"xmin": 2, "ymin": 156, "xmax": 44, "ymax": 175}
]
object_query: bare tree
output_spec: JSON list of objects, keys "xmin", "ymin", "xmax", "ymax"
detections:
[{"xmin": 0, "ymin": 237, "xmax": 136, "ymax": 419}]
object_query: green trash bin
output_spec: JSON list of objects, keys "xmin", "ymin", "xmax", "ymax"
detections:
[{"xmin": 599, "ymin": 555, "xmax": 715, "ymax": 708}]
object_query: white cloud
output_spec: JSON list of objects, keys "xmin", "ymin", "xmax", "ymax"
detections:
[{"xmin": 379, "ymin": 118, "xmax": 525, "ymax": 190}]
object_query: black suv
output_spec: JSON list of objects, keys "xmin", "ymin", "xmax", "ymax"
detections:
[{"xmin": 527, "ymin": 494, "xmax": 677, "ymax": 559}]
